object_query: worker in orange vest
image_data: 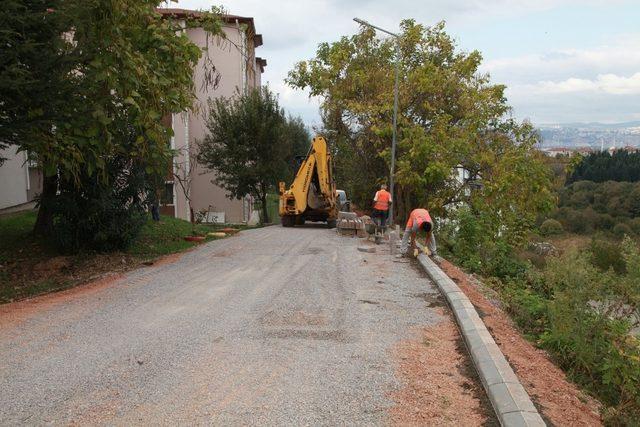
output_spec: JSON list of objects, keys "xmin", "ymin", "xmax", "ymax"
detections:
[
  {"xmin": 399, "ymin": 208, "xmax": 437, "ymax": 256},
  {"xmin": 372, "ymin": 184, "xmax": 392, "ymax": 227}
]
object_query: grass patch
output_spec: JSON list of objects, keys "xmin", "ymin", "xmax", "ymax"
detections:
[
  {"xmin": 0, "ymin": 211, "xmax": 253, "ymax": 303},
  {"xmin": 127, "ymin": 216, "xmax": 221, "ymax": 258}
]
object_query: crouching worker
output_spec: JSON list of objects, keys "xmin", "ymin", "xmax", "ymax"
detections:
[{"xmin": 399, "ymin": 208, "xmax": 437, "ymax": 256}]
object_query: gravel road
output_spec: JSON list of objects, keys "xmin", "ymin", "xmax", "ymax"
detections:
[{"xmin": 0, "ymin": 225, "xmax": 466, "ymax": 425}]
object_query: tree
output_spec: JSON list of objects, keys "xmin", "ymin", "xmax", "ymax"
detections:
[
  {"xmin": 198, "ymin": 87, "xmax": 309, "ymax": 224},
  {"xmin": 282, "ymin": 116, "xmax": 312, "ymax": 182},
  {"xmin": 1, "ymin": 0, "xmax": 223, "ymax": 237},
  {"xmin": 568, "ymin": 151, "xmax": 640, "ymax": 183},
  {"xmin": 287, "ymin": 20, "xmax": 553, "ymax": 244},
  {"xmin": 172, "ymin": 145, "xmax": 199, "ymax": 230},
  {"xmin": 0, "ymin": 0, "xmax": 76, "ymax": 165},
  {"xmin": 50, "ymin": 126, "xmax": 152, "ymax": 252}
]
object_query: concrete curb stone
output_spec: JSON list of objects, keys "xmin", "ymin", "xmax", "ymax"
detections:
[{"xmin": 416, "ymin": 252, "xmax": 546, "ymax": 427}]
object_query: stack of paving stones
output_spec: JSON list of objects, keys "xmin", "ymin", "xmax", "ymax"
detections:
[
  {"xmin": 337, "ymin": 211, "xmax": 367, "ymax": 237},
  {"xmin": 416, "ymin": 250, "xmax": 546, "ymax": 427}
]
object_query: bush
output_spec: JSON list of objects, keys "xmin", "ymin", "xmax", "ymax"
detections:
[
  {"xmin": 629, "ymin": 217, "xmax": 640, "ymax": 235},
  {"xmin": 53, "ymin": 191, "xmax": 147, "ymax": 253},
  {"xmin": 539, "ymin": 239, "xmax": 640, "ymax": 423},
  {"xmin": 563, "ymin": 208, "xmax": 589, "ymax": 233},
  {"xmin": 503, "ymin": 279, "xmax": 549, "ymax": 336},
  {"xmin": 613, "ymin": 222, "xmax": 633, "ymax": 238},
  {"xmin": 596, "ymin": 213, "xmax": 616, "ymax": 230},
  {"xmin": 540, "ymin": 219, "xmax": 564, "ymax": 236},
  {"xmin": 590, "ymin": 239, "xmax": 626, "ymax": 274},
  {"xmin": 51, "ymin": 157, "xmax": 151, "ymax": 253},
  {"xmin": 487, "ymin": 242, "xmax": 528, "ymax": 279},
  {"xmin": 443, "ymin": 208, "xmax": 527, "ymax": 280}
]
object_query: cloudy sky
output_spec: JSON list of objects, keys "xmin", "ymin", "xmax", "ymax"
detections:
[{"xmin": 171, "ymin": 0, "xmax": 640, "ymax": 128}]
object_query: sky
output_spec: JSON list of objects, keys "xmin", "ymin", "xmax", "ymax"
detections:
[{"xmin": 170, "ymin": 0, "xmax": 640, "ymax": 128}]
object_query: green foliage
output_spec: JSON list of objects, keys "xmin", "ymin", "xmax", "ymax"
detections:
[
  {"xmin": 569, "ymin": 151, "xmax": 640, "ymax": 183},
  {"xmin": 540, "ymin": 219, "xmax": 564, "ymax": 236},
  {"xmin": 503, "ymin": 281, "xmax": 549, "ymax": 337},
  {"xmin": 539, "ymin": 240, "xmax": 640, "ymax": 421},
  {"xmin": 0, "ymin": 0, "xmax": 74, "ymax": 163},
  {"xmin": 287, "ymin": 20, "xmax": 553, "ymax": 234},
  {"xmin": 0, "ymin": 211, "xmax": 41, "ymax": 264},
  {"xmin": 629, "ymin": 218, "xmax": 640, "ymax": 235},
  {"xmin": 127, "ymin": 215, "xmax": 229, "ymax": 257},
  {"xmin": 441, "ymin": 207, "xmax": 527, "ymax": 280},
  {"xmin": 491, "ymin": 238, "xmax": 640, "ymax": 423},
  {"xmin": 2, "ymin": 1, "xmax": 223, "ymax": 238},
  {"xmin": 0, "ymin": 210, "xmax": 231, "ymax": 302},
  {"xmin": 51, "ymin": 153, "xmax": 150, "ymax": 253},
  {"xmin": 198, "ymin": 87, "xmax": 310, "ymax": 223},
  {"xmin": 550, "ymin": 180, "xmax": 640, "ymax": 237},
  {"xmin": 590, "ymin": 239, "xmax": 627, "ymax": 274},
  {"xmin": 6, "ymin": 0, "xmax": 218, "ymax": 182},
  {"xmin": 613, "ymin": 223, "xmax": 633, "ymax": 238},
  {"xmin": 598, "ymin": 213, "xmax": 616, "ymax": 230}
]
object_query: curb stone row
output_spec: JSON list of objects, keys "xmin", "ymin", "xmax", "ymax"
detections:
[{"xmin": 415, "ymin": 250, "xmax": 546, "ymax": 427}]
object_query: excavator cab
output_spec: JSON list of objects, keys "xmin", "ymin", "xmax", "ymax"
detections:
[{"xmin": 279, "ymin": 136, "xmax": 338, "ymax": 228}]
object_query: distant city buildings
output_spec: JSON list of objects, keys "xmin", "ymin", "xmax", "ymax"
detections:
[{"xmin": 537, "ymin": 123, "xmax": 640, "ymax": 157}]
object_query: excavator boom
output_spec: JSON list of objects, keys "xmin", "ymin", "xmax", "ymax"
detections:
[{"xmin": 279, "ymin": 136, "xmax": 338, "ymax": 227}]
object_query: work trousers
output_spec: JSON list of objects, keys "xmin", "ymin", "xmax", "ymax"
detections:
[
  {"xmin": 400, "ymin": 227, "xmax": 437, "ymax": 255},
  {"xmin": 372, "ymin": 209, "xmax": 388, "ymax": 227}
]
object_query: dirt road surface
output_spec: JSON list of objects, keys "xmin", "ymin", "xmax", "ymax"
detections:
[{"xmin": 0, "ymin": 225, "xmax": 490, "ymax": 425}]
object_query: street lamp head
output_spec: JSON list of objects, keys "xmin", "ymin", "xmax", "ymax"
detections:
[
  {"xmin": 352, "ymin": 17, "xmax": 399, "ymax": 38},
  {"xmin": 353, "ymin": 17, "xmax": 369, "ymax": 26}
]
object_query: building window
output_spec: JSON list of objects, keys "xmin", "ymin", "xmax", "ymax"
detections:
[{"xmin": 161, "ymin": 182, "xmax": 174, "ymax": 205}]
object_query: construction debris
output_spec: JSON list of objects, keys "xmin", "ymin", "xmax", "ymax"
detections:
[{"xmin": 357, "ymin": 246, "xmax": 376, "ymax": 253}]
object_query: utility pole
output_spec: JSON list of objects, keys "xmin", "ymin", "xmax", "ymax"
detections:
[{"xmin": 353, "ymin": 18, "xmax": 400, "ymax": 223}]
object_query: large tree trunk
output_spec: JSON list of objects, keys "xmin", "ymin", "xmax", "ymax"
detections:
[
  {"xmin": 260, "ymin": 194, "xmax": 269, "ymax": 224},
  {"xmin": 259, "ymin": 182, "xmax": 269, "ymax": 224},
  {"xmin": 33, "ymin": 174, "xmax": 57, "ymax": 236}
]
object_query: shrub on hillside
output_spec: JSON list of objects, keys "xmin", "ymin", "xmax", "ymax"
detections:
[
  {"xmin": 629, "ymin": 217, "xmax": 640, "ymax": 235},
  {"xmin": 590, "ymin": 239, "xmax": 626, "ymax": 274},
  {"xmin": 504, "ymin": 286, "xmax": 548, "ymax": 336},
  {"xmin": 613, "ymin": 222, "xmax": 633, "ymax": 238},
  {"xmin": 540, "ymin": 238, "xmax": 640, "ymax": 424},
  {"xmin": 442, "ymin": 208, "xmax": 527, "ymax": 280},
  {"xmin": 560, "ymin": 208, "xmax": 590, "ymax": 233},
  {"xmin": 596, "ymin": 213, "xmax": 616, "ymax": 230},
  {"xmin": 540, "ymin": 219, "xmax": 564, "ymax": 236}
]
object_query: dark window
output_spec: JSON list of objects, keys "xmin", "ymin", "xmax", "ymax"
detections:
[{"xmin": 161, "ymin": 182, "xmax": 174, "ymax": 205}]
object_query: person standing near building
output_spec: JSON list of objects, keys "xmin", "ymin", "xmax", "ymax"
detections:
[
  {"xmin": 399, "ymin": 208, "xmax": 437, "ymax": 256},
  {"xmin": 372, "ymin": 184, "xmax": 392, "ymax": 227}
]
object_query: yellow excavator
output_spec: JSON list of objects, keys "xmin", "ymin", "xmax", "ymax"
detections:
[{"xmin": 279, "ymin": 136, "xmax": 338, "ymax": 228}]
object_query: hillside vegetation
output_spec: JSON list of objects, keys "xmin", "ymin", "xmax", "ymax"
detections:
[{"xmin": 441, "ymin": 156, "xmax": 640, "ymax": 425}]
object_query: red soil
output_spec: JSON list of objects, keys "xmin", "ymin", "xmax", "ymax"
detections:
[{"xmin": 438, "ymin": 258, "xmax": 602, "ymax": 426}]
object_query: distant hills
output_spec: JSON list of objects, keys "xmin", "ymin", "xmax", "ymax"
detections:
[{"xmin": 536, "ymin": 121, "xmax": 640, "ymax": 149}]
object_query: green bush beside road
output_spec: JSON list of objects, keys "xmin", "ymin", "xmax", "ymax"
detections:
[{"xmin": 441, "ymin": 210, "xmax": 640, "ymax": 425}]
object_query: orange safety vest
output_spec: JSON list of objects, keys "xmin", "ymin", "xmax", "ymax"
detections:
[
  {"xmin": 406, "ymin": 208, "xmax": 432, "ymax": 229},
  {"xmin": 373, "ymin": 190, "xmax": 391, "ymax": 211}
]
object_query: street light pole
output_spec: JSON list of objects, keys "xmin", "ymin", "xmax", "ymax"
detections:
[{"xmin": 353, "ymin": 18, "xmax": 400, "ymax": 223}]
